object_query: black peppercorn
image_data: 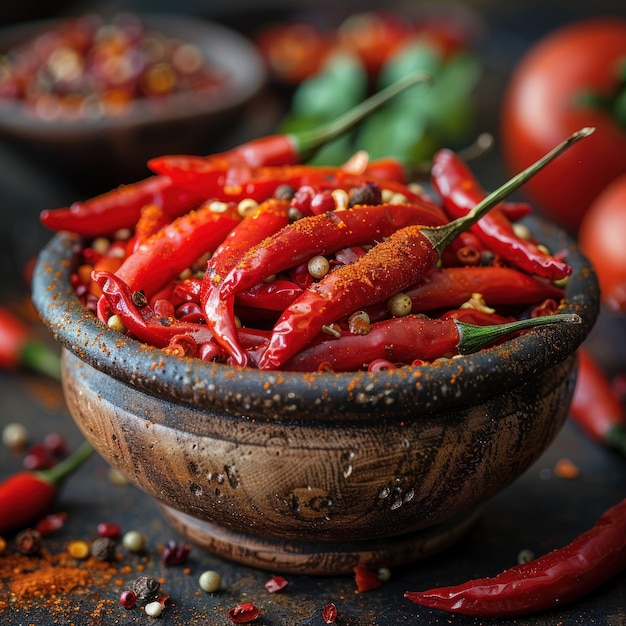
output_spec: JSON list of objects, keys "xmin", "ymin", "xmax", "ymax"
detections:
[
  {"xmin": 133, "ymin": 575, "xmax": 162, "ymax": 604},
  {"xmin": 91, "ymin": 536, "xmax": 117, "ymax": 561},
  {"xmin": 16, "ymin": 528, "xmax": 42, "ymax": 555},
  {"xmin": 348, "ymin": 182, "xmax": 382, "ymax": 207}
]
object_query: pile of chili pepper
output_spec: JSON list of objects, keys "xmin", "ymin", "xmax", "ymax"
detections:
[{"xmin": 39, "ymin": 73, "xmax": 591, "ymax": 373}]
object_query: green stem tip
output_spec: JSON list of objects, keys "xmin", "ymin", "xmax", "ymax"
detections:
[
  {"xmin": 21, "ymin": 340, "xmax": 62, "ymax": 381},
  {"xmin": 456, "ymin": 313, "xmax": 582, "ymax": 355},
  {"xmin": 425, "ymin": 126, "xmax": 596, "ymax": 253},
  {"xmin": 39, "ymin": 440, "xmax": 94, "ymax": 486},
  {"xmin": 605, "ymin": 424, "xmax": 626, "ymax": 457},
  {"xmin": 294, "ymin": 70, "xmax": 432, "ymax": 159}
]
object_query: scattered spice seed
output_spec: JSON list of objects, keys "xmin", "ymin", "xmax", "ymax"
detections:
[
  {"xmin": 144, "ymin": 600, "xmax": 164, "ymax": 617},
  {"xmin": 122, "ymin": 530, "xmax": 147, "ymax": 553},
  {"xmin": 0, "ymin": 537, "xmax": 6, "ymax": 555},
  {"xmin": 322, "ymin": 602, "xmax": 338, "ymax": 624},
  {"xmin": 133, "ymin": 575, "xmax": 162, "ymax": 604},
  {"xmin": 2, "ymin": 422, "xmax": 29, "ymax": 451},
  {"xmin": 227, "ymin": 601, "xmax": 260, "ymax": 623},
  {"xmin": 518, "ymin": 548, "xmax": 535, "ymax": 564},
  {"xmin": 42, "ymin": 432, "xmax": 68, "ymax": 458},
  {"xmin": 554, "ymin": 458, "xmax": 580, "ymax": 479},
  {"xmin": 35, "ymin": 512, "xmax": 68, "ymax": 537},
  {"xmin": 198, "ymin": 570, "xmax": 222, "ymax": 592},
  {"xmin": 120, "ymin": 589, "xmax": 137, "ymax": 609},
  {"xmin": 161, "ymin": 539, "xmax": 191, "ymax": 565},
  {"xmin": 91, "ymin": 536, "xmax": 117, "ymax": 561},
  {"xmin": 265, "ymin": 575, "xmax": 288, "ymax": 593},
  {"xmin": 97, "ymin": 521, "xmax": 122, "ymax": 539},
  {"xmin": 16, "ymin": 528, "xmax": 42, "ymax": 555},
  {"xmin": 68, "ymin": 539, "xmax": 91, "ymax": 560}
]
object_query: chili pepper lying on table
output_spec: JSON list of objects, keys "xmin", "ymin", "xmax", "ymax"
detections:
[
  {"xmin": 432, "ymin": 147, "xmax": 572, "ymax": 281},
  {"xmin": 0, "ymin": 305, "xmax": 61, "ymax": 380},
  {"xmin": 570, "ymin": 346, "xmax": 626, "ymax": 457},
  {"xmin": 0, "ymin": 441, "xmax": 93, "ymax": 535},
  {"xmin": 404, "ymin": 494, "xmax": 626, "ymax": 617},
  {"xmin": 279, "ymin": 312, "xmax": 580, "ymax": 372},
  {"xmin": 250, "ymin": 128, "xmax": 591, "ymax": 370},
  {"xmin": 40, "ymin": 71, "xmax": 430, "ymax": 237}
]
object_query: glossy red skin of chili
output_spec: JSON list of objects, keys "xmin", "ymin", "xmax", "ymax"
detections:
[
  {"xmin": 0, "ymin": 471, "xmax": 58, "ymax": 535},
  {"xmin": 94, "ymin": 270, "xmax": 270, "ymax": 352},
  {"xmin": 114, "ymin": 201, "xmax": 241, "ymax": 298},
  {"xmin": 281, "ymin": 313, "xmax": 495, "ymax": 371},
  {"xmin": 432, "ymin": 149, "xmax": 572, "ymax": 280},
  {"xmin": 258, "ymin": 226, "xmax": 439, "ymax": 370},
  {"xmin": 404, "ymin": 495, "xmax": 626, "ymax": 617},
  {"xmin": 40, "ymin": 175, "xmax": 205, "ymax": 237},
  {"xmin": 219, "ymin": 202, "xmax": 447, "ymax": 301},
  {"xmin": 366, "ymin": 266, "xmax": 564, "ymax": 321},
  {"xmin": 354, "ymin": 564, "xmax": 383, "ymax": 592},
  {"xmin": 234, "ymin": 280, "xmax": 303, "ymax": 311},
  {"xmin": 570, "ymin": 347, "xmax": 626, "ymax": 455},
  {"xmin": 201, "ymin": 199, "xmax": 292, "ymax": 366}
]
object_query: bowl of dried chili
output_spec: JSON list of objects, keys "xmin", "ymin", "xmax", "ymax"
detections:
[
  {"xmin": 31, "ymin": 120, "xmax": 600, "ymax": 576},
  {"xmin": 0, "ymin": 13, "xmax": 265, "ymax": 190}
]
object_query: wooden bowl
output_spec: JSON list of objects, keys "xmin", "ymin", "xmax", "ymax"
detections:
[
  {"xmin": 31, "ymin": 217, "xmax": 599, "ymax": 575},
  {"xmin": 0, "ymin": 14, "xmax": 266, "ymax": 190}
]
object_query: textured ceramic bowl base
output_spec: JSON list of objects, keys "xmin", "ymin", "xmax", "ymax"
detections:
[{"xmin": 159, "ymin": 504, "xmax": 482, "ymax": 575}]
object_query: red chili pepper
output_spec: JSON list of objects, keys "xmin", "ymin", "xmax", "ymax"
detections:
[
  {"xmin": 366, "ymin": 266, "xmax": 565, "ymax": 322},
  {"xmin": 227, "ymin": 602, "xmax": 260, "ymax": 623},
  {"xmin": 208, "ymin": 201, "xmax": 446, "ymax": 366},
  {"xmin": 93, "ymin": 271, "xmax": 269, "ymax": 354},
  {"xmin": 0, "ymin": 305, "xmax": 61, "ymax": 380},
  {"xmin": 0, "ymin": 441, "xmax": 93, "ymax": 535},
  {"xmin": 432, "ymin": 148, "xmax": 572, "ymax": 281},
  {"xmin": 114, "ymin": 200, "xmax": 241, "ymax": 299},
  {"xmin": 40, "ymin": 175, "xmax": 206, "ymax": 237},
  {"xmin": 281, "ymin": 313, "xmax": 580, "ymax": 372},
  {"xmin": 354, "ymin": 564, "xmax": 383, "ymax": 592},
  {"xmin": 255, "ymin": 129, "xmax": 589, "ymax": 369},
  {"xmin": 404, "ymin": 495, "xmax": 626, "ymax": 617},
  {"xmin": 570, "ymin": 347, "xmax": 626, "ymax": 456},
  {"xmin": 235, "ymin": 280, "xmax": 303, "ymax": 312}
]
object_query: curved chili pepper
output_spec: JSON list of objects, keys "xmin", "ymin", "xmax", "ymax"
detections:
[
  {"xmin": 404, "ymin": 494, "xmax": 626, "ymax": 617},
  {"xmin": 365, "ymin": 266, "xmax": 565, "ymax": 321},
  {"xmin": 201, "ymin": 199, "xmax": 292, "ymax": 366},
  {"xmin": 432, "ymin": 148, "xmax": 572, "ymax": 280},
  {"xmin": 208, "ymin": 201, "xmax": 447, "ymax": 366},
  {"xmin": 281, "ymin": 313, "xmax": 580, "ymax": 372},
  {"xmin": 235, "ymin": 280, "xmax": 303, "ymax": 311},
  {"xmin": 40, "ymin": 175, "xmax": 205, "ymax": 237},
  {"xmin": 255, "ymin": 128, "xmax": 590, "ymax": 369},
  {"xmin": 93, "ymin": 271, "xmax": 269, "ymax": 353},
  {"xmin": 0, "ymin": 305, "xmax": 61, "ymax": 380},
  {"xmin": 0, "ymin": 441, "xmax": 93, "ymax": 535},
  {"xmin": 114, "ymin": 200, "xmax": 241, "ymax": 299},
  {"xmin": 570, "ymin": 347, "xmax": 626, "ymax": 456}
]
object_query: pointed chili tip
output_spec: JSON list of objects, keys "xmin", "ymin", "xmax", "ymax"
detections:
[{"xmin": 576, "ymin": 126, "xmax": 596, "ymax": 138}]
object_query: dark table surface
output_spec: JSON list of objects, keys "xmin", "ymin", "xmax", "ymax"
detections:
[{"xmin": 1, "ymin": 2, "xmax": 626, "ymax": 625}]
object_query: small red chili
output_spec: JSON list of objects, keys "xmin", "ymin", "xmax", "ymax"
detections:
[
  {"xmin": 264, "ymin": 575, "xmax": 288, "ymax": 593},
  {"xmin": 226, "ymin": 601, "xmax": 259, "ymax": 623},
  {"xmin": 404, "ymin": 495, "xmax": 626, "ymax": 617},
  {"xmin": 0, "ymin": 441, "xmax": 93, "ymax": 535},
  {"xmin": 35, "ymin": 512, "xmax": 68, "ymax": 537},
  {"xmin": 321, "ymin": 602, "xmax": 338, "ymax": 624}
]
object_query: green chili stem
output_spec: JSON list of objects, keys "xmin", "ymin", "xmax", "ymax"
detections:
[
  {"xmin": 605, "ymin": 424, "xmax": 626, "ymax": 457},
  {"xmin": 424, "ymin": 127, "xmax": 595, "ymax": 254},
  {"xmin": 456, "ymin": 313, "xmax": 582, "ymax": 355},
  {"xmin": 38, "ymin": 440, "xmax": 94, "ymax": 486},
  {"xmin": 21, "ymin": 341, "xmax": 61, "ymax": 381},
  {"xmin": 293, "ymin": 71, "xmax": 432, "ymax": 159}
]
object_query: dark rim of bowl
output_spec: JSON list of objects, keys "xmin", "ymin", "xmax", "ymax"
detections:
[
  {"xmin": 32, "ymin": 216, "xmax": 599, "ymax": 421},
  {"xmin": 0, "ymin": 14, "xmax": 266, "ymax": 133}
]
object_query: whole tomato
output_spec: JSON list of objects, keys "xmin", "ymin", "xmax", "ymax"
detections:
[
  {"xmin": 579, "ymin": 173, "xmax": 626, "ymax": 313},
  {"xmin": 501, "ymin": 18, "xmax": 626, "ymax": 232}
]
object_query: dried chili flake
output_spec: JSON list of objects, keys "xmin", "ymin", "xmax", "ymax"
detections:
[
  {"xmin": 227, "ymin": 601, "xmax": 259, "ymax": 623},
  {"xmin": 161, "ymin": 539, "xmax": 191, "ymax": 565},
  {"xmin": 264, "ymin": 575, "xmax": 288, "ymax": 593},
  {"xmin": 353, "ymin": 563, "xmax": 383, "ymax": 592},
  {"xmin": 322, "ymin": 602, "xmax": 338, "ymax": 623}
]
